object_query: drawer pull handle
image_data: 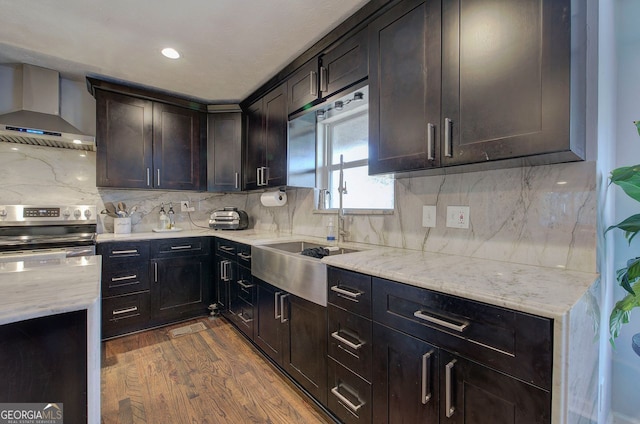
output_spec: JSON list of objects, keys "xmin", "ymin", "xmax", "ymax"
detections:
[
  {"xmin": 444, "ymin": 117, "xmax": 453, "ymax": 157},
  {"xmin": 219, "ymin": 245, "xmax": 235, "ymax": 252},
  {"xmin": 237, "ymin": 280, "xmax": 254, "ymax": 289},
  {"xmin": 427, "ymin": 123, "xmax": 435, "ymax": 161},
  {"xmin": 170, "ymin": 245, "xmax": 192, "ymax": 250},
  {"xmin": 446, "ymin": 359, "xmax": 457, "ymax": 418},
  {"xmin": 238, "ymin": 312, "xmax": 253, "ymax": 323},
  {"xmin": 331, "ymin": 331, "xmax": 364, "ymax": 350},
  {"xmin": 413, "ymin": 310, "xmax": 469, "ymax": 333},
  {"xmin": 113, "ymin": 306, "xmax": 138, "ymax": 315},
  {"xmin": 421, "ymin": 350, "xmax": 434, "ymax": 404},
  {"xmin": 112, "ymin": 249, "xmax": 138, "ymax": 255},
  {"xmin": 111, "ymin": 274, "xmax": 137, "ymax": 282},
  {"xmin": 331, "ymin": 385, "xmax": 364, "ymax": 414},
  {"xmin": 237, "ymin": 252, "xmax": 251, "ymax": 260},
  {"xmin": 330, "ymin": 285, "xmax": 362, "ymax": 300}
]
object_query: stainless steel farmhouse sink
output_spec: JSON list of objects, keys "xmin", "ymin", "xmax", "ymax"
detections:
[{"xmin": 251, "ymin": 241, "xmax": 361, "ymax": 306}]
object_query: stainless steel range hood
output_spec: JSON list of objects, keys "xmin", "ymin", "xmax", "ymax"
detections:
[{"xmin": 0, "ymin": 64, "xmax": 95, "ymax": 151}]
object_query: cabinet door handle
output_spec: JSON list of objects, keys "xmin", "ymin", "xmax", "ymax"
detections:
[
  {"xmin": 157, "ymin": 168, "xmax": 161, "ymax": 187},
  {"xmin": 320, "ymin": 66, "xmax": 328, "ymax": 93},
  {"xmin": 421, "ymin": 350, "xmax": 434, "ymax": 404},
  {"xmin": 154, "ymin": 262, "xmax": 158, "ymax": 283},
  {"xmin": 238, "ymin": 312, "xmax": 253, "ymax": 323},
  {"xmin": 170, "ymin": 245, "xmax": 192, "ymax": 250},
  {"xmin": 237, "ymin": 252, "xmax": 251, "ymax": 260},
  {"xmin": 280, "ymin": 294, "xmax": 289, "ymax": 323},
  {"xmin": 330, "ymin": 285, "xmax": 362, "ymax": 302},
  {"xmin": 444, "ymin": 118, "xmax": 453, "ymax": 158},
  {"xmin": 427, "ymin": 123, "xmax": 435, "ymax": 161},
  {"xmin": 235, "ymin": 172, "xmax": 240, "ymax": 189},
  {"xmin": 331, "ymin": 385, "xmax": 364, "ymax": 414},
  {"xmin": 274, "ymin": 291, "xmax": 282, "ymax": 319},
  {"xmin": 263, "ymin": 167, "xmax": 269, "ymax": 185},
  {"xmin": 257, "ymin": 167, "xmax": 263, "ymax": 186},
  {"xmin": 112, "ymin": 249, "xmax": 138, "ymax": 255},
  {"xmin": 219, "ymin": 245, "xmax": 235, "ymax": 252},
  {"xmin": 331, "ymin": 331, "xmax": 364, "ymax": 350},
  {"xmin": 111, "ymin": 274, "xmax": 137, "ymax": 282},
  {"xmin": 310, "ymin": 70, "xmax": 318, "ymax": 96},
  {"xmin": 112, "ymin": 306, "xmax": 138, "ymax": 316},
  {"xmin": 146, "ymin": 168, "xmax": 151, "ymax": 186},
  {"xmin": 219, "ymin": 261, "xmax": 226, "ymax": 281},
  {"xmin": 446, "ymin": 359, "xmax": 457, "ymax": 418},
  {"xmin": 413, "ymin": 310, "xmax": 469, "ymax": 333}
]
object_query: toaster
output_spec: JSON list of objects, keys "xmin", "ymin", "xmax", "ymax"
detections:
[{"xmin": 209, "ymin": 207, "xmax": 249, "ymax": 230}]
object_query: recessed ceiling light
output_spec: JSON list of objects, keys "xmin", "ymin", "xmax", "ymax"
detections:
[{"xmin": 161, "ymin": 47, "xmax": 180, "ymax": 59}]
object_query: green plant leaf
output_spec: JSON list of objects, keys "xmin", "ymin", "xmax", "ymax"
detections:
[
  {"xmin": 606, "ymin": 214, "xmax": 640, "ymax": 243},
  {"xmin": 610, "ymin": 165, "xmax": 640, "ymax": 184},
  {"xmin": 610, "ymin": 280, "xmax": 640, "ymax": 346},
  {"xmin": 634, "ymin": 120, "xmax": 640, "ymax": 136},
  {"xmin": 615, "ymin": 257, "xmax": 640, "ymax": 295}
]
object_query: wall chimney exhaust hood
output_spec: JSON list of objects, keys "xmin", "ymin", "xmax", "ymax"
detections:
[{"xmin": 0, "ymin": 64, "xmax": 95, "ymax": 151}]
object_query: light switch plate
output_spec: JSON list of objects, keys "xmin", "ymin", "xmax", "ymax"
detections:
[
  {"xmin": 446, "ymin": 206, "xmax": 470, "ymax": 229},
  {"xmin": 422, "ymin": 205, "xmax": 436, "ymax": 227},
  {"xmin": 181, "ymin": 201, "xmax": 195, "ymax": 212}
]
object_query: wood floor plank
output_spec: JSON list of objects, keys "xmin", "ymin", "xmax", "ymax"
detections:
[{"xmin": 101, "ymin": 317, "xmax": 331, "ymax": 424}]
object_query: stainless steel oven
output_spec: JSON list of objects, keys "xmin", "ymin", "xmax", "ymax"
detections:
[{"xmin": 0, "ymin": 205, "xmax": 97, "ymax": 262}]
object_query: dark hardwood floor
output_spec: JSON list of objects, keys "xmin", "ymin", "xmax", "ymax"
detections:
[{"xmin": 101, "ymin": 317, "xmax": 332, "ymax": 424}]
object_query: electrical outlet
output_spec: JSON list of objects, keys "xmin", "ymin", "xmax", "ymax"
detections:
[
  {"xmin": 446, "ymin": 206, "xmax": 470, "ymax": 229},
  {"xmin": 181, "ymin": 201, "xmax": 195, "ymax": 212},
  {"xmin": 422, "ymin": 205, "xmax": 436, "ymax": 227}
]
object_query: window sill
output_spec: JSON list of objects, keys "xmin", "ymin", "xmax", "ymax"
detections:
[{"xmin": 313, "ymin": 208, "xmax": 394, "ymax": 216}]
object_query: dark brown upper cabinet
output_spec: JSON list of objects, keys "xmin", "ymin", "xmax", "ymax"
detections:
[
  {"xmin": 441, "ymin": 0, "xmax": 579, "ymax": 167},
  {"xmin": 287, "ymin": 29, "xmax": 369, "ymax": 115},
  {"xmin": 207, "ymin": 112, "xmax": 242, "ymax": 192},
  {"xmin": 368, "ymin": 0, "xmax": 582, "ymax": 175},
  {"xmin": 244, "ymin": 83, "xmax": 288, "ymax": 190},
  {"xmin": 95, "ymin": 88, "xmax": 204, "ymax": 190},
  {"xmin": 368, "ymin": 0, "xmax": 442, "ymax": 175}
]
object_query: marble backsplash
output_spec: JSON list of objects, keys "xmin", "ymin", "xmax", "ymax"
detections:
[{"xmin": 0, "ymin": 143, "xmax": 596, "ymax": 273}]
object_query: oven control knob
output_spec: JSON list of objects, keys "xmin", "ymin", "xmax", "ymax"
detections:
[
  {"xmin": 84, "ymin": 209, "xmax": 92, "ymax": 219},
  {"xmin": 74, "ymin": 209, "xmax": 82, "ymax": 219},
  {"xmin": 62, "ymin": 209, "xmax": 71, "ymax": 218}
]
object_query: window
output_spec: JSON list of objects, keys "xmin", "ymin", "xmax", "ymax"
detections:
[{"xmin": 316, "ymin": 86, "xmax": 394, "ymax": 211}]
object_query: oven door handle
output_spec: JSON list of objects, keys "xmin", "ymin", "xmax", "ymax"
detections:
[{"xmin": 66, "ymin": 247, "xmax": 96, "ymax": 257}]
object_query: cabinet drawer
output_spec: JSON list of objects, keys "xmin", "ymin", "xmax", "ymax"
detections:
[
  {"xmin": 215, "ymin": 238, "xmax": 237, "ymax": 259},
  {"xmin": 328, "ymin": 267, "xmax": 372, "ymax": 318},
  {"xmin": 372, "ymin": 277, "xmax": 553, "ymax": 390},
  {"xmin": 236, "ymin": 266, "xmax": 254, "ymax": 305},
  {"xmin": 236, "ymin": 242, "xmax": 252, "ymax": 268},
  {"xmin": 328, "ymin": 304, "xmax": 372, "ymax": 381},
  {"xmin": 102, "ymin": 292, "xmax": 150, "ymax": 339},
  {"xmin": 328, "ymin": 358, "xmax": 372, "ymax": 424},
  {"xmin": 102, "ymin": 262, "xmax": 150, "ymax": 297},
  {"xmin": 99, "ymin": 241, "xmax": 149, "ymax": 263},
  {"xmin": 153, "ymin": 237, "xmax": 210, "ymax": 257}
]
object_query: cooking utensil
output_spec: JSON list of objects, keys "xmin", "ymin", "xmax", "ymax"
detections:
[{"xmin": 103, "ymin": 202, "xmax": 119, "ymax": 218}]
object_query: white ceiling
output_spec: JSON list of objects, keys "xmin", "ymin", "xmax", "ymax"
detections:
[{"xmin": 0, "ymin": 0, "xmax": 370, "ymax": 103}]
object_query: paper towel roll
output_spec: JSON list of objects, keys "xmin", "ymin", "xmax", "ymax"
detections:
[{"xmin": 261, "ymin": 191, "xmax": 287, "ymax": 207}]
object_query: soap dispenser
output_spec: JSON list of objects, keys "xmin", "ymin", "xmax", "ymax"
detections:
[
  {"xmin": 168, "ymin": 202, "xmax": 175, "ymax": 229},
  {"xmin": 326, "ymin": 217, "xmax": 336, "ymax": 243},
  {"xmin": 158, "ymin": 203, "xmax": 169, "ymax": 230}
]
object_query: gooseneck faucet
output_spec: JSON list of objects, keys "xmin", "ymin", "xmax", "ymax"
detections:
[{"xmin": 338, "ymin": 154, "xmax": 349, "ymax": 242}]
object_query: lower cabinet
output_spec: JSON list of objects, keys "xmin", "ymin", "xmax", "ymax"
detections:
[
  {"xmin": 254, "ymin": 277, "xmax": 328, "ymax": 404},
  {"xmin": 99, "ymin": 237, "xmax": 212, "ymax": 339},
  {"xmin": 372, "ymin": 323, "xmax": 439, "ymax": 424}
]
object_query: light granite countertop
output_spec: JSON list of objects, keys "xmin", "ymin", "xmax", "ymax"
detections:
[
  {"xmin": 97, "ymin": 229, "xmax": 598, "ymax": 319},
  {"xmin": 0, "ymin": 255, "xmax": 101, "ymax": 325}
]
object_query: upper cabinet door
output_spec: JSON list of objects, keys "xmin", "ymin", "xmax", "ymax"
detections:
[
  {"xmin": 320, "ymin": 28, "xmax": 369, "ymax": 99},
  {"xmin": 287, "ymin": 59, "xmax": 320, "ymax": 115},
  {"xmin": 368, "ymin": 0, "xmax": 442, "ymax": 175},
  {"xmin": 244, "ymin": 99, "xmax": 264, "ymax": 191},
  {"xmin": 263, "ymin": 83, "xmax": 288, "ymax": 187},
  {"xmin": 153, "ymin": 103, "xmax": 203, "ymax": 191},
  {"xmin": 96, "ymin": 90, "xmax": 153, "ymax": 188},
  {"xmin": 441, "ymin": 0, "xmax": 575, "ymax": 166},
  {"xmin": 207, "ymin": 112, "xmax": 242, "ymax": 192}
]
